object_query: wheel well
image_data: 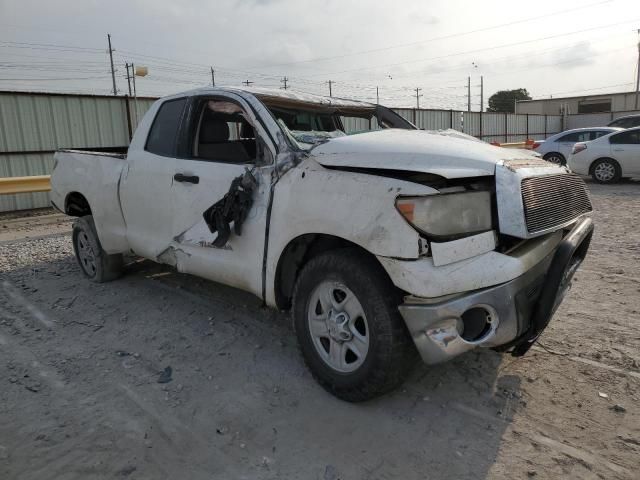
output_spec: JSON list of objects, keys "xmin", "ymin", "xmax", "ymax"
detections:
[
  {"xmin": 65, "ymin": 192, "xmax": 91, "ymax": 217},
  {"xmin": 589, "ymin": 157, "xmax": 619, "ymax": 175},
  {"xmin": 543, "ymin": 152, "xmax": 564, "ymax": 159},
  {"xmin": 274, "ymin": 234, "xmax": 394, "ymax": 311}
]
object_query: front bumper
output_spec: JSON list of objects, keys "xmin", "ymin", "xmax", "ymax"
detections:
[
  {"xmin": 566, "ymin": 155, "xmax": 590, "ymax": 176},
  {"xmin": 398, "ymin": 217, "xmax": 593, "ymax": 364}
]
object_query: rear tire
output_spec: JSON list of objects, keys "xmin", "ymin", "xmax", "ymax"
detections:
[
  {"xmin": 292, "ymin": 248, "xmax": 417, "ymax": 402},
  {"xmin": 72, "ymin": 215, "xmax": 123, "ymax": 282},
  {"xmin": 543, "ymin": 152, "xmax": 565, "ymax": 165},
  {"xmin": 591, "ymin": 158, "xmax": 621, "ymax": 184}
]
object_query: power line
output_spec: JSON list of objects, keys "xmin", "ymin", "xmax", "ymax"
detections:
[
  {"xmin": 0, "ymin": 75, "xmax": 111, "ymax": 81},
  {"xmin": 248, "ymin": 1, "xmax": 613, "ymax": 69},
  {"xmin": 300, "ymin": 18, "xmax": 640, "ymax": 78},
  {"xmin": 386, "ymin": 31, "xmax": 634, "ymax": 81},
  {"xmin": 533, "ymin": 82, "xmax": 635, "ymax": 98}
]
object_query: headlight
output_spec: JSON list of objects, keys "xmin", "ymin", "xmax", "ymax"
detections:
[{"xmin": 396, "ymin": 191, "xmax": 493, "ymax": 238}]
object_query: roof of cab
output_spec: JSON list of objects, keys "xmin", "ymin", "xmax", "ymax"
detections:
[{"xmin": 173, "ymin": 86, "xmax": 376, "ymax": 110}]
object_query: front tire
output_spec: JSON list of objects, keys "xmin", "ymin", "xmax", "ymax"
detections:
[
  {"xmin": 543, "ymin": 152, "xmax": 565, "ymax": 165},
  {"xmin": 292, "ymin": 248, "xmax": 416, "ymax": 402},
  {"xmin": 72, "ymin": 216, "xmax": 123, "ymax": 282},
  {"xmin": 591, "ymin": 158, "xmax": 621, "ymax": 184}
]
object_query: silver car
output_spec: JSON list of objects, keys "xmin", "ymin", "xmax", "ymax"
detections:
[
  {"xmin": 608, "ymin": 114, "xmax": 640, "ymax": 129},
  {"xmin": 534, "ymin": 127, "xmax": 622, "ymax": 165}
]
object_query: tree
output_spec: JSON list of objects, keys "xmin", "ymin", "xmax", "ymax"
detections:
[{"xmin": 487, "ymin": 88, "xmax": 531, "ymax": 113}]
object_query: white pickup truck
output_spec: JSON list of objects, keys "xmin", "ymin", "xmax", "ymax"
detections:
[{"xmin": 51, "ymin": 87, "xmax": 594, "ymax": 401}]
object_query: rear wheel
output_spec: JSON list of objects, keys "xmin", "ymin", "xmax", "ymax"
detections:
[
  {"xmin": 591, "ymin": 158, "xmax": 621, "ymax": 184},
  {"xmin": 72, "ymin": 216, "xmax": 123, "ymax": 282},
  {"xmin": 543, "ymin": 152, "xmax": 565, "ymax": 165},
  {"xmin": 292, "ymin": 248, "xmax": 416, "ymax": 402}
]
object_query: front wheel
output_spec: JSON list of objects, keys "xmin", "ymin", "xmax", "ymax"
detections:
[
  {"xmin": 292, "ymin": 248, "xmax": 416, "ymax": 402},
  {"xmin": 591, "ymin": 158, "xmax": 621, "ymax": 184}
]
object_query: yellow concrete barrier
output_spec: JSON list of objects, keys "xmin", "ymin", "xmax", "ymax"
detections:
[
  {"xmin": 0, "ymin": 175, "xmax": 51, "ymax": 195},
  {"xmin": 498, "ymin": 142, "xmax": 528, "ymax": 149},
  {"xmin": 490, "ymin": 139, "xmax": 536, "ymax": 149}
]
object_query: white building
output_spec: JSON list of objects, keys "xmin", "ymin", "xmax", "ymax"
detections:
[{"xmin": 516, "ymin": 90, "xmax": 639, "ymax": 116}]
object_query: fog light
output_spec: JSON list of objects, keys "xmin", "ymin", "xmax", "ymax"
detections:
[{"xmin": 460, "ymin": 306, "xmax": 495, "ymax": 342}]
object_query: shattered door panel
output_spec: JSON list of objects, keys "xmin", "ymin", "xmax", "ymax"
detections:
[{"xmin": 166, "ymin": 160, "xmax": 269, "ymax": 296}]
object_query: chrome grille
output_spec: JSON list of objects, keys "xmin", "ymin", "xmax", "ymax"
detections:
[{"xmin": 521, "ymin": 174, "xmax": 592, "ymax": 234}]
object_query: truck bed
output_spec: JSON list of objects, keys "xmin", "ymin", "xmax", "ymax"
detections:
[{"xmin": 58, "ymin": 146, "xmax": 128, "ymax": 159}]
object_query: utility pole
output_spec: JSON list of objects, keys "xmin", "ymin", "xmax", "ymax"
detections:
[
  {"xmin": 242, "ymin": 79, "xmax": 254, "ymax": 86},
  {"xmin": 131, "ymin": 63, "xmax": 140, "ymax": 127},
  {"xmin": 480, "ymin": 75, "xmax": 484, "ymax": 112},
  {"xmin": 376, "ymin": 86, "xmax": 379, "ymax": 104},
  {"xmin": 107, "ymin": 34, "xmax": 117, "ymax": 96},
  {"xmin": 328, "ymin": 80, "xmax": 333, "ymax": 97},
  {"xmin": 280, "ymin": 76, "xmax": 289, "ymax": 90},
  {"xmin": 211, "ymin": 67, "xmax": 215, "ymax": 87},
  {"xmin": 415, "ymin": 87, "xmax": 423, "ymax": 109},
  {"xmin": 125, "ymin": 63, "xmax": 132, "ymax": 96},
  {"xmin": 467, "ymin": 76, "xmax": 471, "ymax": 112},
  {"xmin": 635, "ymin": 29, "xmax": 640, "ymax": 110}
]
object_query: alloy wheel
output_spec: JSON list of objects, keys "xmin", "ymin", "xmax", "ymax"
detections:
[{"xmin": 307, "ymin": 281, "xmax": 369, "ymax": 373}]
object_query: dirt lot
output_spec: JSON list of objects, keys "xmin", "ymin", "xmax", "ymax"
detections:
[{"xmin": 0, "ymin": 181, "xmax": 638, "ymax": 480}]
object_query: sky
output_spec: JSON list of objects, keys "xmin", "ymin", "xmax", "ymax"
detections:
[{"xmin": 0, "ymin": 0, "xmax": 638, "ymax": 109}]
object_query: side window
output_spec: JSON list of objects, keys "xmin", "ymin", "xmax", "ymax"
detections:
[
  {"xmin": 591, "ymin": 130, "xmax": 609, "ymax": 140},
  {"xmin": 193, "ymin": 99, "xmax": 257, "ymax": 164},
  {"xmin": 610, "ymin": 130, "xmax": 640, "ymax": 145},
  {"xmin": 558, "ymin": 132, "xmax": 579, "ymax": 142},
  {"xmin": 575, "ymin": 132, "xmax": 591, "ymax": 142},
  {"xmin": 145, "ymin": 98, "xmax": 187, "ymax": 156}
]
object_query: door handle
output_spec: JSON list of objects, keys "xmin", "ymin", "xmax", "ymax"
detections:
[
  {"xmin": 612, "ymin": 148, "xmax": 624, "ymax": 152},
  {"xmin": 174, "ymin": 173, "xmax": 200, "ymax": 184}
]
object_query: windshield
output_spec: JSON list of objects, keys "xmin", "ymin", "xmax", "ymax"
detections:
[{"xmin": 258, "ymin": 96, "xmax": 415, "ymax": 150}]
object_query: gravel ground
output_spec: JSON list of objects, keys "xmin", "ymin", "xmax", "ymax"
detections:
[{"xmin": 0, "ymin": 180, "xmax": 638, "ymax": 480}]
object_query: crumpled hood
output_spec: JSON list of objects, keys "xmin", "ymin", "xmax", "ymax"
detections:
[{"xmin": 310, "ymin": 129, "xmax": 545, "ymax": 179}]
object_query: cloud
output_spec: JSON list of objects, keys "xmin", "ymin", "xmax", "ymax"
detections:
[{"xmin": 549, "ymin": 41, "xmax": 596, "ymax": 69}]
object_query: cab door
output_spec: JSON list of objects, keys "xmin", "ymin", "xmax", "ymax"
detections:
[{"xmin": 165, "ymin": 94, "xmax": 277, "ymax": 298}]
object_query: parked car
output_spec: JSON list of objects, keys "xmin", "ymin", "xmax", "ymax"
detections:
[
  {"xmin": 50, "ymin": 87, "xmax": 594, "ymax": 401},
  {"xmin": 534, "ymin": 127, "xmax": 622, "ymax": 165},
  {"xmin": 568, "ymin": 126, "xmax": 640, "ymax": 183},
  {"xmin": 607, "ymin": 114, "xmax": 640, "ymax": 129}
]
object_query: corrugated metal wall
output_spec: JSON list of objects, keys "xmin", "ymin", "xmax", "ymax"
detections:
[
  {"xmin": 0, "ymin": 92, "xmax": 156, "ymax": 211},
  {"xmin": 0, "ymin": 90, "xmax": 563, "ymax": 212}
]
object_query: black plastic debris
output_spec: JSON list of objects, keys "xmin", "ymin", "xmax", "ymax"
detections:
[
  {"xmin": 202, "ymin": 169, "xmax": 258, "ymax": 247},
  {"xmin": 157, "ymin": 366, "xmax": 173, "ymax": 384}
]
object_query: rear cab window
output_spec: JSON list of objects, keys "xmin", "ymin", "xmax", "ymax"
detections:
[{"xmin": 145, "ymin": 98, "xmax": 187, "ymax": 156}]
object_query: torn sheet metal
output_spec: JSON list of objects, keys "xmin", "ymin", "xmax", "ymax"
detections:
[
  {"xmin": 430, "ymin": 230, "xmax": 497, "ymax": 267},
  {"xmin": 202, "ymin": 169, "xmax": 258, "ymax": 247}
]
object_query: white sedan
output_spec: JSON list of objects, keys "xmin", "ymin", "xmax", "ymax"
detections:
[
  {"xmin": 534, "ymin": 127, "xmax": 622, "ymax": 165},
  {"xmin": 568, "ymin": 127, "xmax": 640, "ymax": 183}
]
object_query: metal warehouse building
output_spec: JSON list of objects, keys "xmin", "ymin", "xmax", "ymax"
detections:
[{"xmin": 516, "ymin": 90, "xmax": 639, "ymax": 115}]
